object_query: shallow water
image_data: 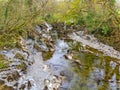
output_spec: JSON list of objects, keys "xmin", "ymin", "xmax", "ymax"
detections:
[{"xmin": 68, "ymin": 41, "xmax": 120, "ymax": 90}]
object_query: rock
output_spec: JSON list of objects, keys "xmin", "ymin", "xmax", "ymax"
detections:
[
  {"xmin": 44, "ymin": 75, "xmax": 63, "ymax": 90},
  {"xmin": 19, "ymin": 84, "xmax": 25, "ymax": 90},
  {"xmin": 74, "ymin": 60, "xmax": 82, "ymax": 65},
  {"xmin": 49, "ymin": 48, "xmax": 55, "ymax": 52},
  {"xmin": 44, "ymin": 79, "xmax": 50, "ymax": 86},
  {"xmin": 60, "ymin": 71, "xmax": 65, "ymax": 76},
  {"xmin": 14, "ymin": 83, "xmax": 18, "ymax": 87},
  {"xmin": 39, "ymin": 23, "xmax": 47, "ymax": 30},
  {"xmin": 2, "ymin": 76, "xmax": 7, "ymax": 79},
  {"xmin": 34, "ymin": 42, "xmax": 42, "ymax": 52},
  {"xmin": 43, "ymin": 85, "xmax": 48, "ymax": 90},
  {"xmin": 42, "ymin": 51, "xmax": 53, "ymax": 61},
  {"xmin": 35, "ymin": 25, "xmax": 42, "ymax": 34},
  {"xmin": 50, "ymin": 30, "xmax": 58, "ymax": 41},
  {"xmin": 46, "ymin": 41, "xmax": 55, "ymax": 52},
  {"xmin": 12, "ymin": 71, "xmax": 20, "ymax": 80},
  {"xmin": 14, "ymin": 52, "xmax": 25, "ymax": 60},
  {"xmin": 34, "ymin": 41, "xmax": 48, "ymax": 52},
  {"xmin": 86, "ymin": 35, "xmax": 91, "ymax": 40},
  {"xmin": 28, "ymin": 28, "xmax": 41, "ymax": 39},
  {"xmin": 43, "ymin": 65, "xmax": 50, "ymax": 72},
  {"xmin": 16, "ymin": 36, "xmax": 26, "ymax": 49},
  {"xmin": 64, "ymin": 54, "xmax": 73, "ymax": 60},
  {"xmin": 7, "ymin": 75, "xmax": 13, "ymax": 82},
  {"xmin": 0, "ymin": 80, "xmax": 5, "ymax": 85},
  {"xmin": 16, "ymin": 62, "xmax": 27, "ymax": 73},
  {"xmin": 27, "ymin": 80, "xmax": 32, "ymax": 90},
  {"xmin": 52, "ymin": 22, "xmax": 65, "ymax": 31}
]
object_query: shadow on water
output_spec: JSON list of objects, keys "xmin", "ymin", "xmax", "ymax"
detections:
[{"xmin": 66, "ymin": 41, "xmax": 120, "ymax": 90}]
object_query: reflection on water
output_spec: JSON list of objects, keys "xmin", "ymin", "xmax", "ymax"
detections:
[{"xmin": 68, "ymin": 41, "xmax": 120, "ymax": 90}]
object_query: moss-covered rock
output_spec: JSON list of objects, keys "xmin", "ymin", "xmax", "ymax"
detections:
[
  {"xmin": 14, "ymin": 52, "xmax": 25, "ymax": 60},
  {"xmin": 0, "ymin": 54, "xmax": 9, "ymax": 70},
  {"xmin": 16, "ymin": 62, "xmax": 27, "ymax": 72},
  {"xmin": 42, "ymin": 51, "xmax": 54, "ymax": 61}
]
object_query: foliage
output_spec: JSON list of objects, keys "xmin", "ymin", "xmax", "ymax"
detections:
[
  {"xmin": 58, "ymin": 0, "xmax": 120, "ymax": 34},
  {"xmin": 0, "ymin": 0, "xmax": 56, "ymax": 50},
  {"xmin": 102, "ymin": 24, "xmax": 109, "ymax": 35}
]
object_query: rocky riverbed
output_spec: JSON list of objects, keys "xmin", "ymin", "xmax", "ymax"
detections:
[{"xmin": 0, "ymin": 22, "xmax": 120, "ymax": 90}]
